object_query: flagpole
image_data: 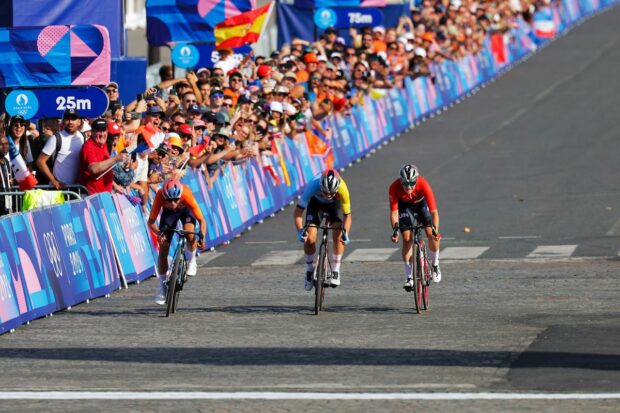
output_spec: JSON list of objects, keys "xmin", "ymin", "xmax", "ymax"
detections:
[{"xmin": 256, "ymin": 2, "xmax": 275, "ymax": 47}]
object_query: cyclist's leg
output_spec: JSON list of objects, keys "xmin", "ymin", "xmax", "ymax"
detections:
[
  {"xmin": 157, "ymin": 209, "xmax": 181, "ymax": 277},
  {"xmin": 302, "ymin": 198, "xmax": 321, "ymax": 290},
  {"xmin": 416, "ymin": 200, "xmax": 441, "ymax": 282},
  {"xmin": 399, "ymin": 201, "xmax": 415, "ymax": 284},
  {"xmin": 326, "ymin": 202, "xmax": 344, "ymax": 286}
]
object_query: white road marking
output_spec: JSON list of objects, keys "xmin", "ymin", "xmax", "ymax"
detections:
[
  {"xmin": 245, "ymin": 240, "xmax": 289, "ymax": 245},
  {"xmin": 252, "ymin": 250, "xmax": 302, "ymax": 266},
  {"xmin": 527, "ymin": 245, "xmax": 577, "ymax": 258},
  {"xmin": 605, "ymin": 217, "xmax": 620, "ymax": 236},
  {"xmin": 345, "ymin": 248, "xmax": 398, "ymax": 262},
  {"xmin": 0, "ymin": 391, "xmax": 618, "ymax": 400},
  {"xmin": 196, "ymin": 252, "xmax": 225, "ymax": 264},
  {"xmin": 498, "ymin": 236, "xmax": 541, "ymax": 240},
  {"xmin": 440, "ymin": 247, "xmax": 489, "ymax": 259}
]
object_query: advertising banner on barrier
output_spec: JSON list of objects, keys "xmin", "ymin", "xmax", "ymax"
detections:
[
  {"xmin": 0, "ymin": 242, "xmax": 22, "ymax": 334},
  {"xmin": 14, "ymin": 211, "xmax": 60, "ymax": 316},
  {"xmin": 112, "ymin": 195, "xmax": 157, "ymax": 282},
  {"xmin": 49, "ymin": 203, "xmax": 92, "ymax": 305},
  {"xmin": 97, "ymin": 193, "xmax": 138, "ymax": 285},
  {"xmin": 83, "ymin": 198, "xmax": 121, "ymax": 295}
]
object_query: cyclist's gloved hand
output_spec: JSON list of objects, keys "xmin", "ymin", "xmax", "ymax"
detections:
[
  {"xmin": 341, "ymin": 230, "xmax": 350, "ymax": 245},
  {"xmin": 297, "ymin": 228, "xmax": 306, "ymax": 243}
]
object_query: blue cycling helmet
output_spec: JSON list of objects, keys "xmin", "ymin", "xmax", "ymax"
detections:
[{"xmin": 162, "ymin": 178, "xmax": 183, "ymax": 199}]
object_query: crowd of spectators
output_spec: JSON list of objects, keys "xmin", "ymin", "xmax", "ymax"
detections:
[{"xmin": 0, "ymin": 0, "xmax": 553, "ymax": 215}]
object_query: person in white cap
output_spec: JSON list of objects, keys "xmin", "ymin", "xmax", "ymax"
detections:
[{"xmin": 372, "ymin": 26, "xmax": 387, "ymax": 53}]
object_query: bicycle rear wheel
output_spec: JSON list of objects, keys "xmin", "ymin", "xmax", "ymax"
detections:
[
  {"xmin": 411, "ymin": 244, "xmax": 422, "ymax": 314},
  {"xmin": 421, "ymin": 246, "xmax": 430, "ymax": 311},
  {"xmin": 172, "ymin": 255, "xmax": 186, "ymax": 314},
  {"xmin": 314, "ymin": 244, "xmax": 327, "ymax": 315}
]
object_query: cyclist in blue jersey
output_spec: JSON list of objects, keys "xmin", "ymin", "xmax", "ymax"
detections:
[{"xmin": 294, "ymin": 169, "xmax": 352, "ymax": 290}]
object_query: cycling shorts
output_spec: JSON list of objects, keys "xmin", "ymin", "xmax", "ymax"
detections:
[
  {"xmin": 397, "ymin": 199, "xmax": 432, "ymax": 230},
  {"xmin": 160, "ymin": 207, "xmax": 197, "ymax": 238},
  {"xmin": 304, "ymin": 196, "xmax": 343, "ymax": 226}
]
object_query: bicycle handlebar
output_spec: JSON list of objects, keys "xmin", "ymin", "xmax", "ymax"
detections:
[{"xmin": 161, "ymin": 226, "xmax": 203, "ymax": 241}]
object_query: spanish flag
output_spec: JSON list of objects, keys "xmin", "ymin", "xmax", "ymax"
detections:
[{"xmin": 214, "ymin": 3, "xmax": 272, "ymax": 49}]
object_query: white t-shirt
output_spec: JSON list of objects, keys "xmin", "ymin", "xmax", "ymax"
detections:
[
  {"xmin": 42, "ymin": 130, "xmax": 84, "ymax": 185},
  {"xmin": 133, "ymin": 152, "xmax": 149, "ymax": 182}
]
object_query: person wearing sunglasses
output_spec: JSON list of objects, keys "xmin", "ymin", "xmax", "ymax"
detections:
[
  {"xmin": 209, "ymin": 88, "xmax": 225, "ymax": 112},
  {"xmin": 389, "ymin": 163, "xmax": 442, "ymax": 290},
  {"xmin": 294, "ymin": 168, "xmax": 352, "ymax": 291},
  {"xmin": 149, "ymin": 178, "xmax": 207, "ymax": 305}
]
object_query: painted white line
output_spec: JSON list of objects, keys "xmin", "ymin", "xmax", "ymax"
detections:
[
  {"xmin": 345, "ymin": 248, "xmax": 398, "ymax": 262},
  {"xmin": 0, "ymin": 392, "xmax": 619, "ymax": 400},
  {"xmin": 252, "ymin": 250, "xmax": 302, "ymax": 266},
  {"xmin": 527, "ymin": 245, "xmax": 577, "ymax": 258},
  {"xmin": 245, "ymin": 240, "xmax": 288, "ymax": 245},
  {"xmin": 196, "ymin": 252, "xmax": 225, "ymax": 264},
  {"xmin": 605, "ymin": 217, "xmax": 620, "ymax": 236},
  {"xmin": 498, "ymin": 236, "xmax": 541, "ymax": 240},
  {"xmin": 440, "ymin": 247, "xmax": 489, "ymax": 260}
]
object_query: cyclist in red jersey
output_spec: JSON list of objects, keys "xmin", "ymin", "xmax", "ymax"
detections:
[
  {"xmin": 148, "ymin": 178, "xmax": 206, "ymax": 304},
  {"xmin": 389, "ymin": 164, "xmax": 442, "ymax": 290}
]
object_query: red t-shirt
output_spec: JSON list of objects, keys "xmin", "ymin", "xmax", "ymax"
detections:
[
  {"xmin": 79, "ymin": 139, "xmax": 112, "ymax": 194},
  {"xmin": 388, "ymin": 177, "xmax": 437, "ymax": 212}
]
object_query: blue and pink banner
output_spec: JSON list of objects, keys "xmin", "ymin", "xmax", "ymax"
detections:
[{"xmin": 0, "ymin": 24, "xmax": 111, "ymax": 88}]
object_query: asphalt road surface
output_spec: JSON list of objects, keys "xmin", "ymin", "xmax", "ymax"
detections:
[{"xmin": 1, "ymin": 4, "xmax": 619, "ymax": 412}]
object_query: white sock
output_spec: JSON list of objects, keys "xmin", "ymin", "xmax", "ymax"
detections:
[
  {"xmin": 185, "ymin": 248, "xmax": 196, "ymax": 261},
  {"xmin": 305, "ymin": 253, "xmax": 315, "ymax": 271},
  {"xmin": 428, "ymin": 249, "xmax": 439, "ymax": 266},
  {"xmin": 404, "ymin": 262, "xmax": 413, "ymax": 281},
  {"xmin": 332, "ymin": 254, "xmax": 342, "ymax": 273}
]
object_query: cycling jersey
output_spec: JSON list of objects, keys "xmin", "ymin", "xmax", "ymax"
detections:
[
  {"xmin": 389, "ymin": 177, "xmax": 437, "ymax": 212},
  {"xmin": 149, "ymin": 183, "xmax": 205, "ymax": 223},
  {"xmin": 297, "ymin": 175, "xmax": 351, "ymax": 215}
]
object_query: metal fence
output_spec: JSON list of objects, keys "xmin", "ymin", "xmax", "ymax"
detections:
[{"xmin": 0, "ymin": 185, "xmax": 90, "ymax": 217}]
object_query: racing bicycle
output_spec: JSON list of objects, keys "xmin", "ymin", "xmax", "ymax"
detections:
[
  {"xmin": 303, "ymin": 220, "xmax": 336, "ymax": 315},
  {"xmin": 164, "ymin": 228, "xmax": 199, "ymax": 317},
  {"xmin": 393, "ymin": 214, "xmax": 437, "ymax": 314}
]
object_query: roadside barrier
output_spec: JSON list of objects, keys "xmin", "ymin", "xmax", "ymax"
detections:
[{"xmin": 0, "ymin": 0, "xmax": 616, "ymax": 334}]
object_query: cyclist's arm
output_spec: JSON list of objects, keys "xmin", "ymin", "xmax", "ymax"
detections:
[
  {"xmin": 294, "ymin": 205, "xmax": 305, "ymax": 231},
  {"xmin": 181, "ymin": 186, "xmax": 206, "ymax": 237},
  {"xmin": 388, "ymin": 180, "xmax": 400, "ymax": 228},
  {"xmin": 148, "ymin": 191, "xmax": 165, "ymax": 236},
  {"xmin": 342, "ymin": 212, "xmax": 352, "ymax": 235},
  {"xmin": 337, "ymin": 179, "xmax": 351, "ymax": 215}
]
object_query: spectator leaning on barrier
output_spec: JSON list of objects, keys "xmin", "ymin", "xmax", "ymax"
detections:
[
  {"xmin": 36, "ymin": 108, "xmax": 85, "ymax": 189},
  {"xmin": 0, "ymin": 135, "xmax": 13, "ymax": 216},
  {"xmin": 79, "ymin": 118, "xmax": 129, "ymax": 194}
]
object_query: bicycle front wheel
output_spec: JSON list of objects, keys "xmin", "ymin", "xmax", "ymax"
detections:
[
  {"xmin": 412, "ymin": 244, "xmax": 422, "ymax": 314},
  {"xmin": 166, "ymin": 248, "xmax": 182, "ymax": 317},
  {"xmin": 172, "ymin": 255, "xmax": 186, "ymax": 314},
  {"xmin": 421, "ymin": 246, "xmax": 430, "ymax": 311},
  {"xmin": 314, "ymin": 244, "xmax": 327, "ymax": 315}
]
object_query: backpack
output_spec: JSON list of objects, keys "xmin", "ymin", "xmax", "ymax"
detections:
[{"xmin": 29, "ymin": 132, "xmax": 62, "ymax": 186}]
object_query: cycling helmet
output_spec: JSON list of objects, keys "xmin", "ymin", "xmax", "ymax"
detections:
[
  {"xmin": 162, "ymin": 178, "xmax": 183, "ymax": 200},
  {"xmin": 399, "ymin": 163, "xmax": 419, "ymax": 185},
  {"xmin": 319, "ymin": 168, "xmax": 341, "ymax": 194}
]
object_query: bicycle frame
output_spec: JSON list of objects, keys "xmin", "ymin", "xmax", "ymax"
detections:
[
  {"xmin": 164, "ymin": 228, "xmax": 195, "ymax": 317},
  {"xmin": 304, "ymin": 220, "xmax": 335, "ymax": 315},
  {"xmin": 394, "ymin": 212, "xmax": 433, "ymax": 313}
]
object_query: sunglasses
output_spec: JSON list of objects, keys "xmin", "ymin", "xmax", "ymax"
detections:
[
  {"xmin": 106, "ymin": 88, "xmax": 118, "ymax": 93},
  {"xmin": 161, "ymin": 127, "xmax": 170, "ymax": 132},
  {"xmin": 230, "ymin": 78, "xmax": 242, "ymax": 82},
  {"xmin": 165, "ymin": 197, "xmax": 181, "ymax": 202},
  {"xmin": 12, "ymin": 121, "xmax": 28, "ymax": 127},
  {"xmin": 174, "ymin": 121, "xmax": 185, "ymax": 126},
  {"xmin": 181, "ymin": 134, "xmax": 192, "ymax": 139},
  {"xmin": 401, "ymin": 180, "xmax": 417, "ymax": 187},
  {"xmin": 211, "ymin": 93, "xmax": 224, "ymax": 99},
  {"xmin": 222, "ymin": 103, "xmax": 232, "ymax": 107}
]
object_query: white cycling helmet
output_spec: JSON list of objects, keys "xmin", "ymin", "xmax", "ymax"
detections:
[
  {"xmin": 319, "ymin": 168, "xmax": 341, "ymax": 194},
  {"xmin": 399, "ymin": 163, "xmax": 419, "ymax": 185}
]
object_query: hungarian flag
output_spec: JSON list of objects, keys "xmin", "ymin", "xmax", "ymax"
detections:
[{"xmin": 214, "ymin": 3, "xmax": 271, "ymax": 48}]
